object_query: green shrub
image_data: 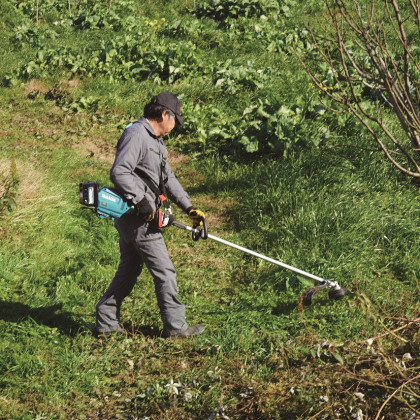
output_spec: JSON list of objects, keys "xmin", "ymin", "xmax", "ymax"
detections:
[
  {"xmin": 195, "ymin": 0, "xmax": 289, "ymax": 21},
  {"xmin": 0, "ymin": 0, "xmax": 26, "ymax": 29}
]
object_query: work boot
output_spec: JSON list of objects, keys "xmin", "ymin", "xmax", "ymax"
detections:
[
  {"xmin": 95, "ymin": 325, "xmax": 124, "ymax": 338},
  {"xmin": 163, "ymin": 324, "xmax": 205, "ymax": 339}
]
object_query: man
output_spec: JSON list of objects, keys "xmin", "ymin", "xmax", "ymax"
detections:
[{"xmin": 96, "ymin": 92, "xmax": 206, "ymax": 338}]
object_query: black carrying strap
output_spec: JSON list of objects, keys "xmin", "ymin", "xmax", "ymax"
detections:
[{"xmin": 134, "ymin": 167, "xmax": 170, "ymax": 210}]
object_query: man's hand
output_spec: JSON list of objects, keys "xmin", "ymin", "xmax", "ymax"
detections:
[
  {"xmin": 188, "ymin": 207, "xmax": 206, "ymax": 228},
  {"xmin": 135, "ymin": 196, "xmax": 154, "ymax": 221}
]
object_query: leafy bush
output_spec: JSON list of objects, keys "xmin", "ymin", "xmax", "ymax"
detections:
[
  {"xmin": 71, "ymin": 0, "xmax": 137, "ymax": 30},
  {"xmin": 44, "ymin": 87, "xmax": 101, "ymax": 113},
  {"xmin": 16, "ymin": 0, "xmax": 68, "ymax": 23},
  {"xmin": 72, "ymin": 4, "xmax": 121, "ymax": 30},
  {"xmin": 0, "ymin": 0, "xmax": 26, "ymax": 29},
  {"xmin": 213, "ymin": 60, "xmax": 273, "ymax": 93},
  {"xmin": 12, "ymin": 23, "xmax": 58, "ymax": 47},
  {"xmin": 195, "ymin": 0, "xmax": 290, "ymax": 21},
  {"xmin": 14, "ymin": 0, "xmax": 138, "ymax": 26},
  {"xmin": 177, "ymin": 91, "xmax": 355, "ymax": 156},
  {"xmin": 4, "ymin": 34, "xmax": 204, "ymax": 85}
]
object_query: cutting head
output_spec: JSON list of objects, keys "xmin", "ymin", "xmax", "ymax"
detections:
[
  {"xmin": 328, "ymin": 287, "xmax": 347, "ymax": 300},
  {"xmin": 302, "ymin": 282, "xmax": 328, "ymax": 306},
  {"xmin": 302, "ymin": 281, "xmax": 347, "ymax": 306}
]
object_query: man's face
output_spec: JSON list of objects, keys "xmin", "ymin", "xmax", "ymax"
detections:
[{"xmin": 160, "ymin": 110, "xmax": 176, "ymax": 136}]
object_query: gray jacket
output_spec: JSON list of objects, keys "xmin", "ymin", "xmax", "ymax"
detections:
[{"xmin": 110, "ymin": 117, "xmax": 192, "ymax": 212}]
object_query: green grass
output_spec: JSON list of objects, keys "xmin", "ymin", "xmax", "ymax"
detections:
[
  {"xmin": 0, "ymin": 93, "xmax": 418, "ymax": 419},
  {"xmin": 0, "ymin": 0, "xmax": 419, "ymax": 418}
]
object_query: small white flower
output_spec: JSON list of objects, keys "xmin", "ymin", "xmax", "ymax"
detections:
[
  {"xmin": 184, "ymin": 392, "xmax": 193, "ymax": 402},
  {"xmin": 165, "ymin": 379, "xmax": 181, "ymax": 395},
  {"xmin": 402, "ymin": 353, "xmax": 413, "ymax": 361},
  {"xmin": 354, "ymin": 392, "xmax": 365, "ymax": 401},
  {"xmin": 351, "ymin": 408, "xmax": 364, "ymax": 419},
  {"xmin": 320, "ymin": 395, "xmax": 329, "ymax": 403}
]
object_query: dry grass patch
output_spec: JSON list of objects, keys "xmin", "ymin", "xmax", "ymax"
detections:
[
  {"xmin": 167, "ymin": 151, "xmax": 235, "ymax": 230},
  {"xmin": 167, "ymin": 151, "xmax": 204, "ymax": 189},
  {"xmin": 0, "ymin": 159, "xmax": 12, "ymax": 198},
  {"xmin": 169, "ymin": 245, "xmax": 227, "ymax": 272},
  {"xmin": 193, "ymin": 196, "xmax": 235, "ymax": 232},
  {"xmin": 0, "ymin": 158, "xmax": 47, "ymax": 213},
  {"xmin": 64, "ymin": 78, "xmax": 83, "ymax": 89},
  {"xmin": 74, "ymin": 138, "xmax": 115, "ymax": 165},
  {"xmin": 167, "ymin": 150, "xmax": 191, "ymax": 169},
  {"xmin": 0, "ymin": 158, "xmax": 47, "ymax": 240},
  {"xmin": 25, "ymin": 79, "xmax": 50, "ymax": 95},
  {"xmin": 14, "ymin": 159, "xmax": 47, "ymax": 208}
]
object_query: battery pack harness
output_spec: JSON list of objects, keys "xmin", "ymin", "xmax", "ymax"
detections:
[{"xmin": 134, "ymin": 167, "xmax": 173, "ymax": 228}]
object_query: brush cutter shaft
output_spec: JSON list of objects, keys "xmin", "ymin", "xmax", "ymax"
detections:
[{"xmin": 172, "ymin": 221, "xmax": 338, "ymax": 287}]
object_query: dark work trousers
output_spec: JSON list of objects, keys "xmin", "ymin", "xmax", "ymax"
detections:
[{"xmin": 95, "ymin": 214, "xmax": 187, "ymax": 335}]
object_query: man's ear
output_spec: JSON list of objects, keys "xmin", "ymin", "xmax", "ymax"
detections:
[{"xmin": 156, "ymin": 111, "xmax": 165, "ymax": 122}]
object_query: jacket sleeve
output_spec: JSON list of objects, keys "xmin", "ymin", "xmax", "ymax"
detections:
[
  {"xmin": 110, "ymin": 128, "xmax": 146, "ymax": 204},
  {"xmin": 164, "ymin": 161, "xmax": 193, "ymax": 213}
]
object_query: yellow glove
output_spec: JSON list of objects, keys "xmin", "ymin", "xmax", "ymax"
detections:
[{"xmin": 188, "ymin": 207, "xmax": 206, "ymax": 228}]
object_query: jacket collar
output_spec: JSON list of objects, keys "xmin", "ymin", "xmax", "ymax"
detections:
[{"xmin": 138, "ymin": 117, "xmax": 159, "ymax": 139}]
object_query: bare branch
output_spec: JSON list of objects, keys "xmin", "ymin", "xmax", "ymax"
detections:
[
  {"xmin": 388, "ymin": 0, "xmax": 420, "ymax": 123},
  {"xmin": 295, "ymin": 0, "xmax": 420, "ymax": 178},
  {"xmin": 408, "ymin": 0, "xmax": 420, "ymax": 32},
  {"xmin": 374, "ymin": 374, "xmax": 420, "ymax": 420}
]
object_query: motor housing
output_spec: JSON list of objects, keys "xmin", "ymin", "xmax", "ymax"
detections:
[{"xmin": 96, "ymin": 187, "xmax": 132, "ymax": 219}]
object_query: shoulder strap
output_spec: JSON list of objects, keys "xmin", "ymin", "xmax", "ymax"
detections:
[
  {"xmin": 134, "ymin": 168, "xmax": 171, "ymax": 211},
  {"xmin": 134, "ymin": 168, "xmax": 161, "ymax": 195}
]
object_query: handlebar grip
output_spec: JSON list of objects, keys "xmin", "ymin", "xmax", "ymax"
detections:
[
  {"xmin": 192, "ymin": 218, "xmax": 208, "ymax": 241},
  {"xmin": 192, "ymin": 229, "xmax": 200, "ymax": 241},
  {"xmin": 201, "ymin": 218, "xmax": 208, "ymax": 240}
]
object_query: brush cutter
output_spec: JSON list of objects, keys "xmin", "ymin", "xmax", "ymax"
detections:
[
  {"xmin": 171, "ymin": 219, "xmax": 347, "ymax": 305},
  {"xmin": 79, "ymin": 181, "xmax": 347, "ymax": 305}
]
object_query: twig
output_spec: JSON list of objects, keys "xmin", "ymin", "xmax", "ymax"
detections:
[
  {"xmin": 374, "ymin": 374, "xmax": 420, "ymax": 420},
  {"xmin": 307, "ymin": 406, "xmax": 329, "ymax": 419},
  {"xmin": 361, "ymin": 317, "xmax": 420, "ymax": 344}
]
